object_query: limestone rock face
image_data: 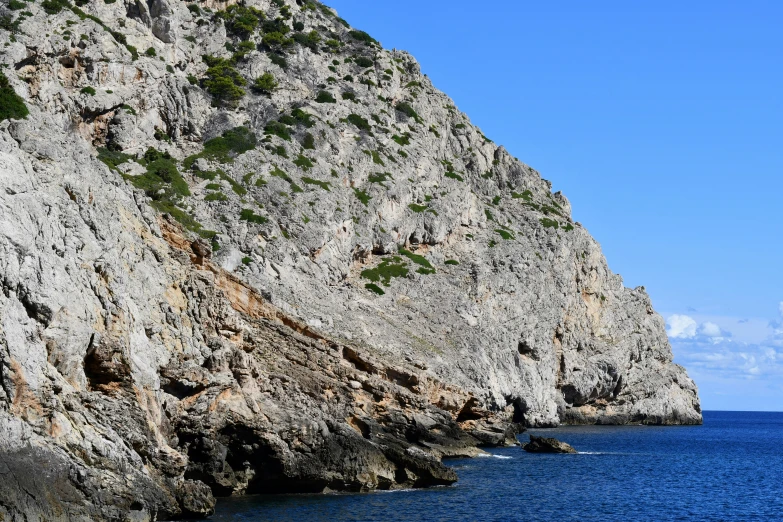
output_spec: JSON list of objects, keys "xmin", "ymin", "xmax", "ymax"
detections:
[{"xmin": 0, "ymin": 0, "xmax": 700, "ymax": 519}]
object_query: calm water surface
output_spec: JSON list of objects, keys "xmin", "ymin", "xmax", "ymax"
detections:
[{"xmin": 212, "ymin": 411, "xmax": 783, "ymax": 521}]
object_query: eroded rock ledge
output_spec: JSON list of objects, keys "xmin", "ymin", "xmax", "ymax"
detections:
[{"xmin": 0, "ymin": 215, "xmax": 521, "ymax": 520}]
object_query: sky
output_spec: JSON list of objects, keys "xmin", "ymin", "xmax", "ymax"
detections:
[{"xmin": 325, "ymin": 0, "xmax": 783, "ymax": 411}]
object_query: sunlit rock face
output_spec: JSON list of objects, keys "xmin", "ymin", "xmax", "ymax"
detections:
[{"xmin": 0, "ymin": 0, "xmax": 700, "ymax": 519}]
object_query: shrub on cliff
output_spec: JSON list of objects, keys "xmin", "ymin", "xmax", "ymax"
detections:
[
  {"xmin": 129, "ymin": 148, "xmax": 190, "ymax": 201},
  {"xmin": 349, "ymin": 30, "xmax": 378, "ymax": 46},
  {"xmin": 315, "ymin": 90, "xmax": 336, "ymax": 103},
  {"xmin": 202, "ymin": 56, "xmax": 246, "ymax": 106},
  {"xmin": 262, "ymin": 31, "xmax": 293, "ymax": 49},
  {"xmin": 262, "ymin": 18, "xmax": 290, "ymax": 34},
  {"xmin": 0, "ymin": 72, "xmax": 29, "ymax": 121},
  {"xmin": 203, "ymin": 127, "xmax": 257, "ymax": 161},
  {"xmin": 264, "ymin": 121, "xmax": 291, "ymax": 141},
  {"xmin": 183, "ymin": 127, "xmax": 257, "ymax": 169},
  {"xmin": 269, "ymin": 53, "xmax": 288, "ymax": 69},
  {"xmin": 396, "ymin": 101, "xmax": 421, "ymax": 123},
  {"xmin": 292, "ymin": 30, "xmax": 321, "ymax": 50},
  {"xmin": 347, "ymin": 113, "xmax": 371, "ymax": 131},
  {"xmin": 232, "ymin": 40, "xmax": 256, "ymax": 61},
  {"xmin": 354, "ymin": 56, "xmax": 374, "ymax": 68},
  {"xmin": 252, "ymin": 73, "xmax": 278, "ymax": 95},
  {"xmin": 216, "ymin": 5, "xmax": 264, "ymax": 38},
  {"xmin": 41, "ymin": 0, "xmax": 69, "ymax": 15}
]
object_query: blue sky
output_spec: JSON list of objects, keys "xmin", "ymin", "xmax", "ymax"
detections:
[{"xmin": 325, "ymin": 0, "xmax": 783, "ymax": 411}]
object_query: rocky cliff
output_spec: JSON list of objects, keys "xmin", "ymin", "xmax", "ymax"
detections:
[{"xmin": 0, "ymin": 0, "xmax": 701, "ymax": 519}]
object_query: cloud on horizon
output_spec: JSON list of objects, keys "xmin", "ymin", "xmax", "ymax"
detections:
[
  {"xmin": 667, "ymin": 314, "xmax": 730, "ymax": 340},
  {"xmin": 667, "ymin": 303, "xmax": 783, "ymax": 383}
]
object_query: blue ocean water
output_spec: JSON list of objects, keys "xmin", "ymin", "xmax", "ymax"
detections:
[{"xmin": 211, "ymin": 411, "xmax": 783, "ymax": 521}]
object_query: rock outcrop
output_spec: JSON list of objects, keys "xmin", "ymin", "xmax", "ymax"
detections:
[
  {"xmin": 522, "ymin": 435, "xmax": 577, "ymax": 454},
  {"xmin": 0, "ymin": 0, "xmax": 700, "ymax": 519}
]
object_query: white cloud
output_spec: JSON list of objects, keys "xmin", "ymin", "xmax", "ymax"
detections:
[
  {"xmin": 700, "ymin": 321, "xmax": 722, "ymax": 338},
  {"xmin": 667, "ymin": 303, "xmax": 783, "ymax": 388},
  {"xmin": 667, "ymin": 314, "xmax": 698, "ymax": 339},
  {"xmin": 779, "ymin": 301, "xmax": 783, "ymax": 318}
]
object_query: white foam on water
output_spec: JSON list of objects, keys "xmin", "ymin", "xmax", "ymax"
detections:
[{"xmin": 476, "ymin": 454, "xmax": 513, "ymax": 459}]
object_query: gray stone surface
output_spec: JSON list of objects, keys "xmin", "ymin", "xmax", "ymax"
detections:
[
  {"xmin": 522, "ymin": 435, "xmax": 578, "ymax": 454},
  {"xmin": 0, "ymin": 0, "xmax": 700, "ymax": 519}
]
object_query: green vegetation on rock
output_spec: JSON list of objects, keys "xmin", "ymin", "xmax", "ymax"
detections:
[
  {"xmin": 252, "ymin": 72, "xmax": 278, "ymax": 95},
  {"xmin": 184, "ymin": 126, "xmax": 257, "ymax": 168},
  {"xmin": 269, "ymin": 53, "xmax": 288, "ymax": 69},
  {"xmin": 354, "ymin": 56, "xmax": 374, "ymax": 68},
  {"xmin": 399, "ymin": 247, "xmax": 433, "ymax": 270},
  {"xmin": 392, "ymin": 133, "xmax": 410, "ymax": 146},
  {"xmin": 270, "ymin": 166, "xmax": 303, "ymax": 193},
  {"xmin": 204, "ymin": 192, "xmax": 228, "ymax": 202},
  {"xmin": 395, "ymin": 101, "xmax": 421, "ymax": 123},
  {"xmin": 264, "ymin": 121, "xmax": 291, "ymax": 141},
  {"xmin": 354, "ymin": 188, "xmax": 371, "ymax": 206},
  {"xmin": 293, "ymin": 154, "xmax": 314, "ymax": 171},
  {"xmin": 365, "ymin": 283, "xmax": 385, "ymax": 295},
  {"xmin": 240, "ymin": 208, "xmax": 268, "ymax": 224},
  {"xmin": 315, "ymin": 90, "xmax": 336, "ymax": 103},
  {"xmin": 97, "ymin": 147, "xmax": 132, "ymax": 172},
  {"xmin": 217, "ymin": 5, "xmax": 264, "ymax": 38},
  {"xmin": 368, "ymin": 172, "xmax": 393, "ymax": 185},
  {"xmin": 347, "ymin": 113, "xmax": 371, "ymax": 131},
  {"xmin": 495, "ymin": 229, "xmax": 515, "ymax": 240},
  {"xmin": 349, "ymin": 30, "xmax": 378, "ymax": 46},
  {"xmin": 202, "ymin": 56, "xmax": 246, "ymax": 106},
  {"xmin": 361, "ymin": 256, "xmax": 408, "ymax": 286},
  {"xmin": 302, "ymin": 177, "xmax": 330, "ymax": 191}
]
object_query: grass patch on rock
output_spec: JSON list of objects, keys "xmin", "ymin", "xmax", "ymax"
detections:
[
  {"xmin": 184, "ymin": 126, "xmax": 257, "ymax": 168},
  {"xmin": 354, "ymin": 188, "xmax": 371, "ymax": 206},
  {"xmin": 270, "ymin": 166, "xmax": 303, "ymax": 193},
  {"xmin": 0, "ymin": 72, "xmax": 29, "ymax": 121},
  {"xmin": 512, "ymin": 189, "xmax": 533, "ymax": 201},
  {"xmin": 347, "ymin": 113, "xmax": 371, "ymax": 131},
  {"xmin": 240, "ymin": 208, "xmax": 268, "ymax": 224},
  {"xmin": 398, "ymin": 247, "xmax": 433, "ymax": 270},
  {"xmin": 293, "ymin": 154, "xmax": 314, "ymax": 171},
  {"xmin": 495, "ymin": 229, "xmax": 515, "ymax": 240},
  {"xmin": 302, "ymin": 177, "xmax": 330, "ymax": 191},
  {"xmin": 361, "ymin": 256, "xmax": 408, "ymax": 286},
  {"xmin": 365, "ymin": 283, "xmax": 385, "ymax": 295}
]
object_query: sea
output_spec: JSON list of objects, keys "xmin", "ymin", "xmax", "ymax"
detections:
[{"xmin": 211, "ymin": 411, "xmax": 783, "ymax": 521}]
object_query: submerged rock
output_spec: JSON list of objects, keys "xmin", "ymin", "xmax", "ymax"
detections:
[{"xmin": 522, "ymin": 435, "xmax": 578, "ymax": 454}]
